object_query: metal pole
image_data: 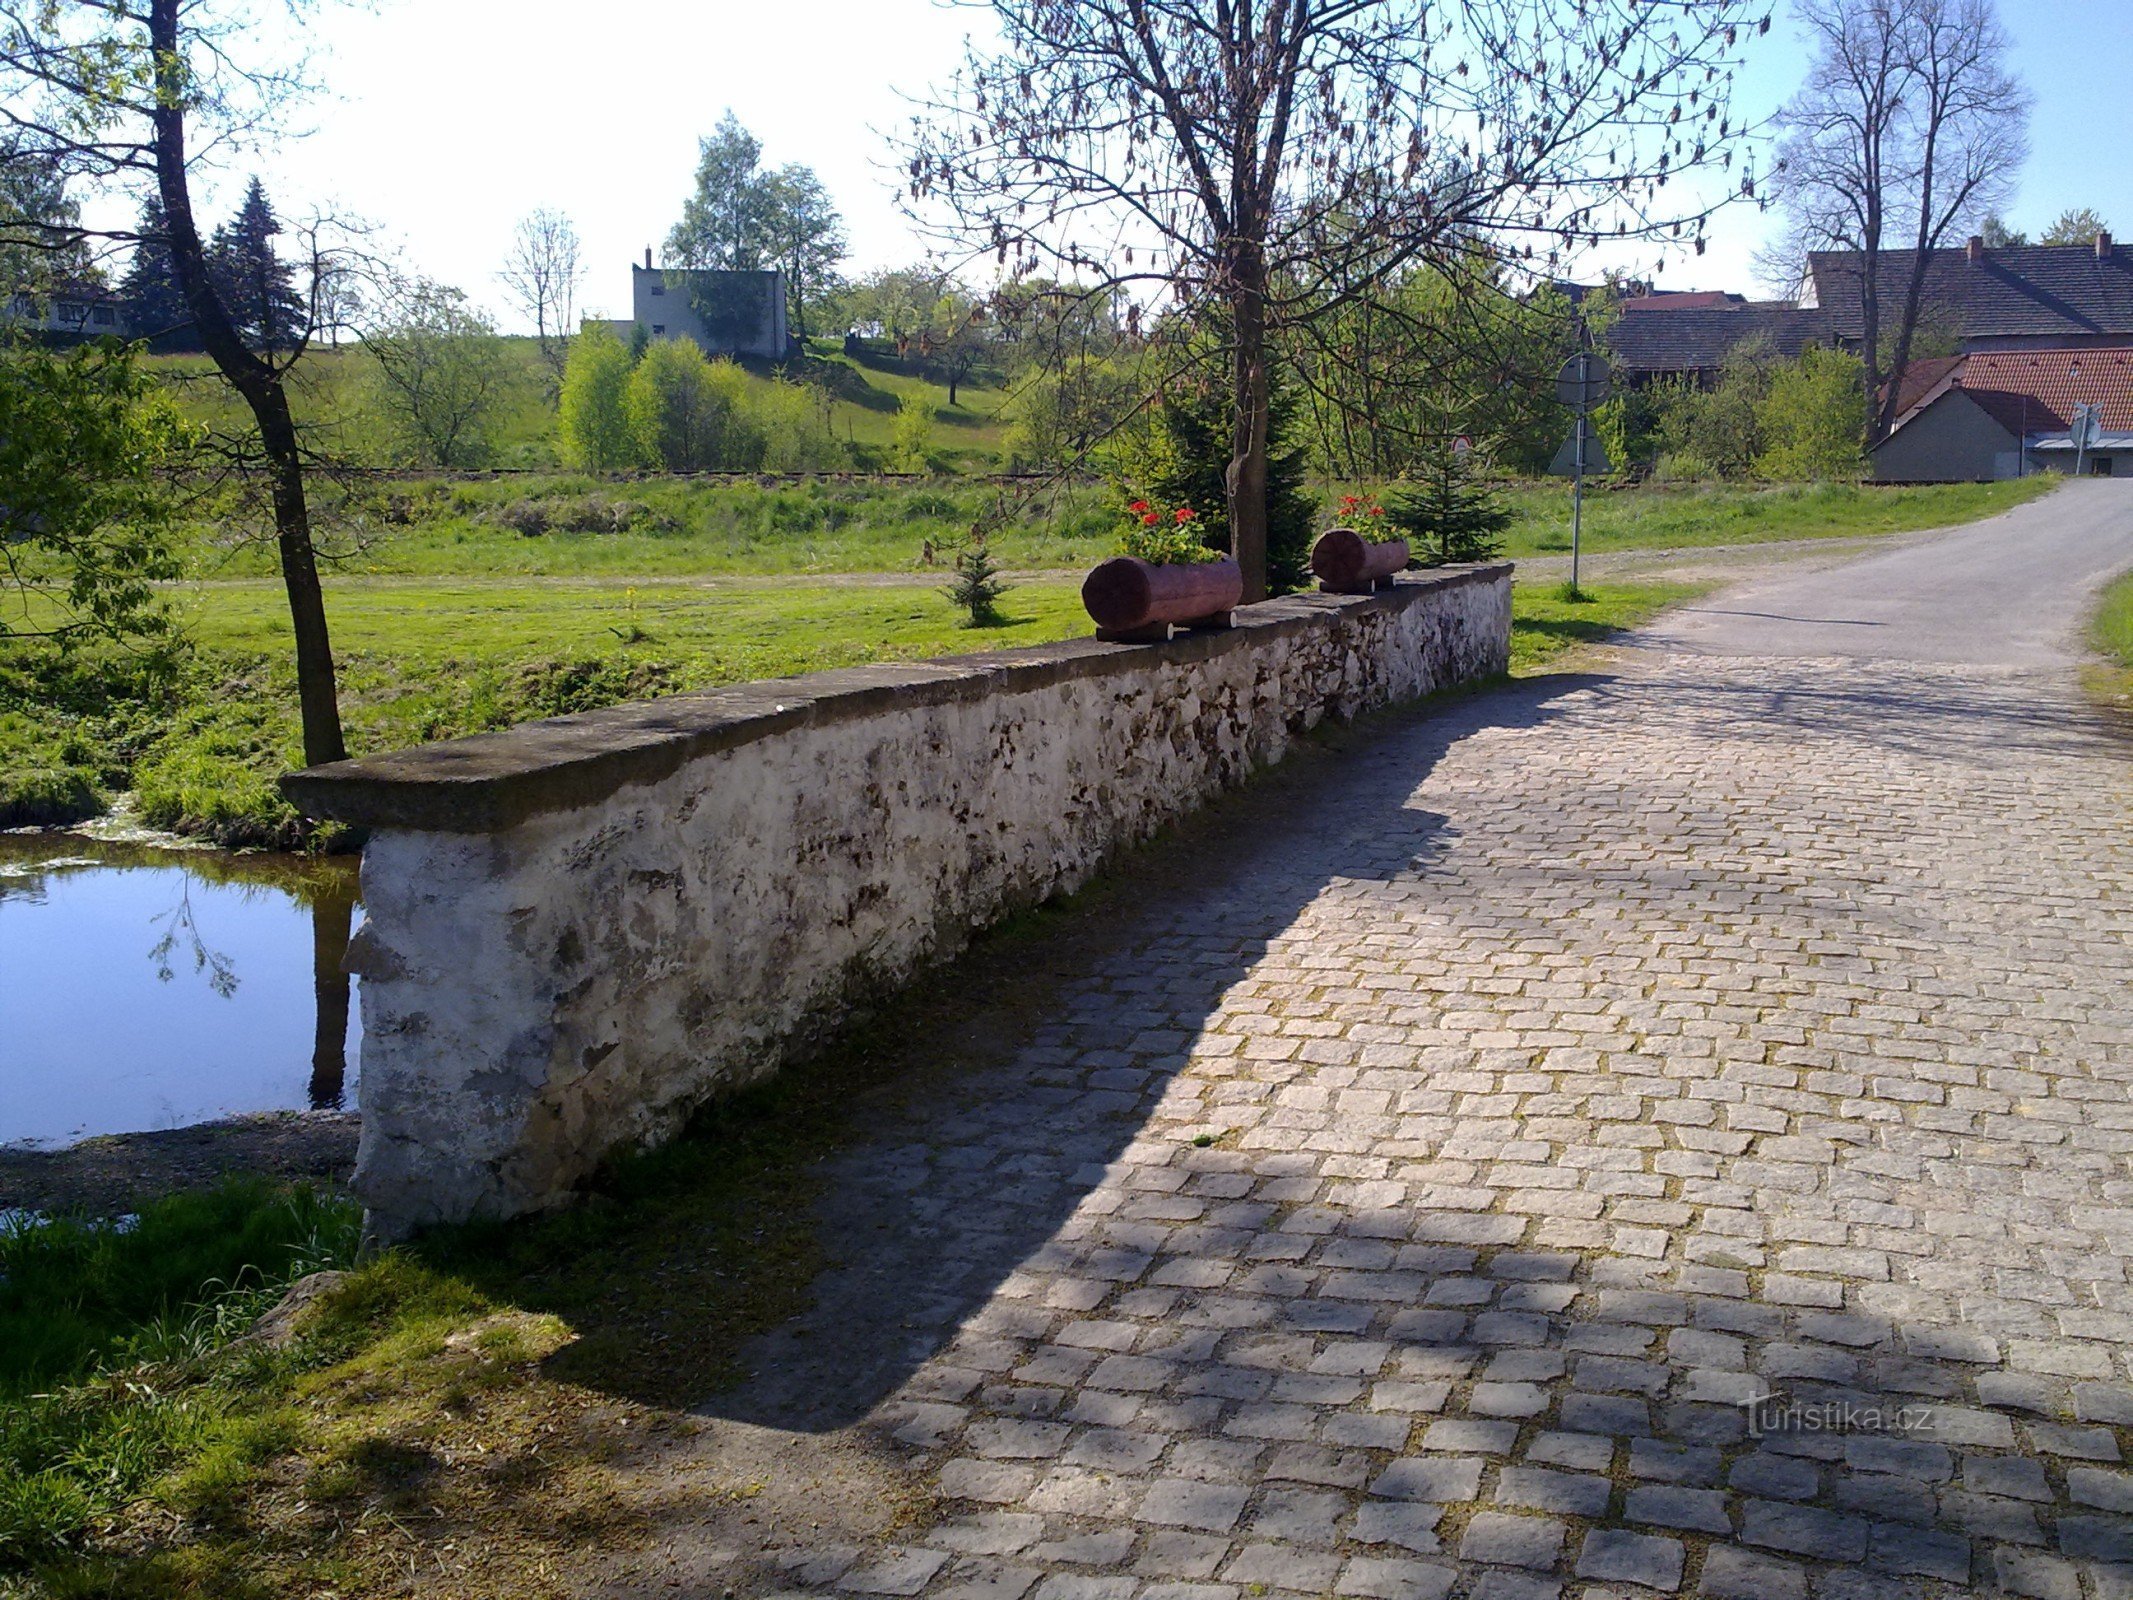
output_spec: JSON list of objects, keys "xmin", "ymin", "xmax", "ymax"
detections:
[{"xmin": 1571, "ymin": 383, "xmax": 1585, "ymax": 594}]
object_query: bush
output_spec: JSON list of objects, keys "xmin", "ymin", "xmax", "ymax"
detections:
[
  {"xmin": 558, "ymin": 322, "xmax": 638, "ymax": 470},
  {"xmin": 494, "ymin": 498, "xmax": 550, "ymax": 536},
  {"xmin": 1756, "ymin": 346, "xmax": 1867, "ymax": 481},
  {"xmin": 892, "ymin": 392, "xmax": 935, "ymax": 472},
  {"xmin": 1111, "ymin": 356, "xmax": 1314, "ymax": 592},
  {"xmin": 626, "ymin": 341, "xmax": 765, "ymax": 471}
]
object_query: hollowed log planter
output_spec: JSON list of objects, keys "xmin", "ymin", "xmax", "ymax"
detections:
[
  {"xmin": 1082, "ymin": 556, "xmax": 1244, "ymax": 643},
  {"xmin": 1312, "ymin": 527, "xmax": 1410, "ymax": 594}
]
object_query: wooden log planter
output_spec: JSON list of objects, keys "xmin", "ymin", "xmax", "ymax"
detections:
[
  {"xmin": 1081, "ymin": 556, "xmax": 1245, "ymax": 643},
  {"xmin": 1311, "ymin": 527, "xmax": 1410, "ymax": 594}
]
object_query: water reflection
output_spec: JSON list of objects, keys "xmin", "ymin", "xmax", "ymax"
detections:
[{"xmin": 0, "ymin": 835, "xmax": 362, "ymax": 1145}]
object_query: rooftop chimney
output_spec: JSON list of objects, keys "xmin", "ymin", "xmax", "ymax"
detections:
[
  {"xmin": 2099, "ymin": 230, "xmax": 2115, "ymax": 259},
  {"xmin": 644, "ymin": 246, "xmax": 653, "ymax": 270},
  {"xmin": 1966, "ymin": 235, "xmax": 1985, "ymax": 263}
]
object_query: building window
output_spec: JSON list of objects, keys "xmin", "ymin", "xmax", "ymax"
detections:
[
  {"xmin": 649, "ymin": 283, "xmax": 664, "ymax": 296},
  {"xmin": 91, "ymin": 306, "xmax": 115, "ymax": 325},
  {"xmin": 652, "ymin": 324, "xmax": 665, "ymax": 334}
]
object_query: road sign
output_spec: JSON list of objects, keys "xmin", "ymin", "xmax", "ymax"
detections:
[
  {"xmin": 2071, "ymin": 402, "xmax": 2103, "ymax": 451},
  {"xmin": 1548, "ymin": 417, "xmax": 1610, "ymax": 477},
  {"xmin": 1556, "ymin": 351, "xmax": 1613, "ymax": 411}
]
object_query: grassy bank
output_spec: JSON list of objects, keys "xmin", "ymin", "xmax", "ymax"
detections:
[
  {"xmin": 0, "ymin": 478, "xmax": 2050, "ymax": 844},
  {"xmin": 2089, "ymin": 568, "xmax": 2133, "ymax": 710},
  {"xmin": 149, "ymin": 338, "xmax": 1022, "ymax": 474}
]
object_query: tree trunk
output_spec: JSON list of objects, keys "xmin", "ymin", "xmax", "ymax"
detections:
[
  {"xmin": 150, "ymin": 0, "xmax": 345, "ymax": 767},
  {"xmin": 1227, "ymin": 249, "xmax": 1271, "ymax": 604}
]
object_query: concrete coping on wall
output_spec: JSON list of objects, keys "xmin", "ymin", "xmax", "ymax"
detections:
[{"xmin": 281, "ymin": 563, "xmax": 1513, "ymax": 835}]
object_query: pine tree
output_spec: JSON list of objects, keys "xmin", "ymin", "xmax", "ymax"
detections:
[
  {"xmin": 208, "ymin": 177, "xmax": 305, "ymax": 353},
  {"xmin": 1383, "ymin": 443, "xmax": 1512, "ymax": 567},
  {"xmin": 118, "ymin": 197, "xmax": 197, "ymax": 350},
  {"xmin": 1122, "ymin": 361, "xmax": 1314, "ymax": 593},
  {"xmin": 944, "ymin": 530, "xmax": 1009, "ymax": 626}
]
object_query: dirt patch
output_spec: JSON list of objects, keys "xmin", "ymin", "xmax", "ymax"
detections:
[{"xmin": 0, "ymin": 1111, "xmax": 358, "ymax": 1216}]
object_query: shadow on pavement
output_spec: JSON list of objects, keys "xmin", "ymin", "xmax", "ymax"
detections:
[{"xmin": 627, "ymin": 670, "xmax": 1611, "ymax": 1431}]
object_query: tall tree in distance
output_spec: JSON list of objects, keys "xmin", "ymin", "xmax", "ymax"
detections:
[
  {"xmin": 904, "ymin": 0, "xmax": 1765, "ymax": 602},
  {"xmin": 667, "ymin": 110, "xmax": 846, "ymax": 352},
  {"xmin": 759, "ymin": 165, "xmax": 845, "ymax": 346},
  {"xmin": 209, "ymin": 176, "xmax": 305, "ymax": 353},
  {"xmin": 668, "ymin": 111, "xmax": 771, "ymax": 270},
  {"xmin": 2039, "ymin": 207, "xmax": 2111, "ymax": 246},
  {"xmin": 0, "ymin": 136, "xmax": 91, "ymax": 297},
  {"xmin": 1770, "ymin": 0, "xmax": 2030, "ymax": 440},
  {"xmin": 118, "ymin": 195, "xmax": 196, "ymax": 348},
  {"xmin": 499, "ymin": 207, "xmax": 583, "ymax": 391}
]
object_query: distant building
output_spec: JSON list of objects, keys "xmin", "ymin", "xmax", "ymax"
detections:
[
  {"xmin": 591, "ymin": 250, "xmax": 789, "ymax": 359},
  {"xmin": 1871, "ymin": 348, "xmax": 2133, "ymax": 481},
  {"xmin": 2, "ymin": 282, "xmax": 130, "ymax": 343},
  {"xmin": 1812, "ymin": 233, "xmax": 2133, "ymax": 354},
  {"xmin": 1605, "ymin": 299, "xmax": 1830, "ymax": 386}
]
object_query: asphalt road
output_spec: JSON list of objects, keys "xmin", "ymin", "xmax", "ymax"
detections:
[{"xmin": 1638, "ymin": 478, "xmax": 2133, "ymax": 667}]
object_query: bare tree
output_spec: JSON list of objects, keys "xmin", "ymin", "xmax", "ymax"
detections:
[
  {"xmin": 363, "ymin": 273, "xmax": 511, "ymax": 468},
  {"xmin": 1770, "ymin": 0, "xmax": 2029, "ymax": 440},
  {"xmin": 903, "ymin": 1, "xmax": 1764, "ymax": 600},
  {"xmin": 499, "ymin": 207, "xmax": 582, "ymax": 391},
  {"xmin": 0, "ymin": 0, "xmax": 350, "ymax": 766}
]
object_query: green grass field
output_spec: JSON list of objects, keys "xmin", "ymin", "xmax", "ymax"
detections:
[
  {"xmin": 2089, "ymin": 568, "xmax": 2133, "ymax": 709},
  {"xmin": 0, "ymin": 476, "xmax": 2057, "ymax": 845}
]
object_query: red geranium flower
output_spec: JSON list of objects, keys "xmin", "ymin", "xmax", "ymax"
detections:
[
  {"xmin": 1367, "ymin": 505, "xmax": 1384, "ymax": 516},
  {"xmin": 1141, "ymin": 511, "xmax": 1159, "ymax": 525},
  {"xmin": 1174, "ymin": 506, "xmax": 1196, "ymax": 523},
  {"xmin": 1127, "ymin": 499, "xmax": 1149, "ymax": 513}
]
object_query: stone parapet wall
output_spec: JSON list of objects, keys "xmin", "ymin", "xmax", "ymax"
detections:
[{"xmin": 284, "ymin": 565, "xmax": 1513, "ymax": 1236}]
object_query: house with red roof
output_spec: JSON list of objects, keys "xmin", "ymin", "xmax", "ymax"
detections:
[{"xmin": 1871, "ymin": 348, "xmax": 2133, "ymax": 481}]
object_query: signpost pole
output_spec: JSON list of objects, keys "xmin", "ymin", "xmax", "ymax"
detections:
[
  {"xmin": 1571, "ymin": 390, "xmax": 1585, "ymax": 595},
  {"xmin": 1553, "ymin": 348, "xmax": 1610, "ymax": 594}
]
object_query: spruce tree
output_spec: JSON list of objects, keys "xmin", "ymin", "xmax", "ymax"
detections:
[
  {"xmin": 208, "ymin": 177, "xmax": 305, "ymax": 353},
  {"xmin": 118, "ymin": 197, "xmax": 197, "ymax": 350},
  {"xmin": 1383, "ymin": 442, "xmax": 1512, "ymax": 567},
  {"xmin": 944, "ymin": 530, "xmax": 1009, "ymax": 626},
  {"xmin": 1125, "ymin": 361, "xmax": 1314, "ymax": 593}
]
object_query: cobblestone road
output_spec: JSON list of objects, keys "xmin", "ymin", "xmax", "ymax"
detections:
[{"xmin": 699, "ymin": 496, "xmax": 2133, "ymax": 1600}]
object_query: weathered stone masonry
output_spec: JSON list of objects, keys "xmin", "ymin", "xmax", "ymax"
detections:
[{"xmin": 283, "ymin": 565, "xmax": 1511, "ymax": 1237}]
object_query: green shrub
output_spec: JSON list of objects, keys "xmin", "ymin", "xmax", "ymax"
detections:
[
  {"xmin": 891, "ymin": 392, "xmax": 935, "ymax": 472},
  {"xmin": 625, "ymin": 341, "xmax": 766, "ymax": 471},
  {"xmin": 1756, "ymin": 346, "xmax": 1867, "ymax": 481},
  {"xmin": 558, "ymin": 322, "xmax": 638, "ymax": 470}
]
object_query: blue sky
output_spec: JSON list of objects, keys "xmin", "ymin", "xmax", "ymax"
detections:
[{"xmin": 150, "ymin": 0, "xmax": 2133, "ymax": 331}]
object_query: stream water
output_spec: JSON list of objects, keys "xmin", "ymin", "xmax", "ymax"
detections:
[{"xmin": 0, "ymin": 833, "xmax": 362, "ymax": 1148}]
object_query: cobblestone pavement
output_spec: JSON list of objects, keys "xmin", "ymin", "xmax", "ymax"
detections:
[{"xmin": 686, "ymin": 515, "xmax": 2133, "ymax": 1599}]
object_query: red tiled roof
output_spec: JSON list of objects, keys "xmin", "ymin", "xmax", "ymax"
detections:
[
  {"xmin": 1885, "ymin": 355, "xmax": 1965, "ymax": 421},
  {"xmin": 1930, "ymin": 348, "xmax": 2133, "ymax": 435}
]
